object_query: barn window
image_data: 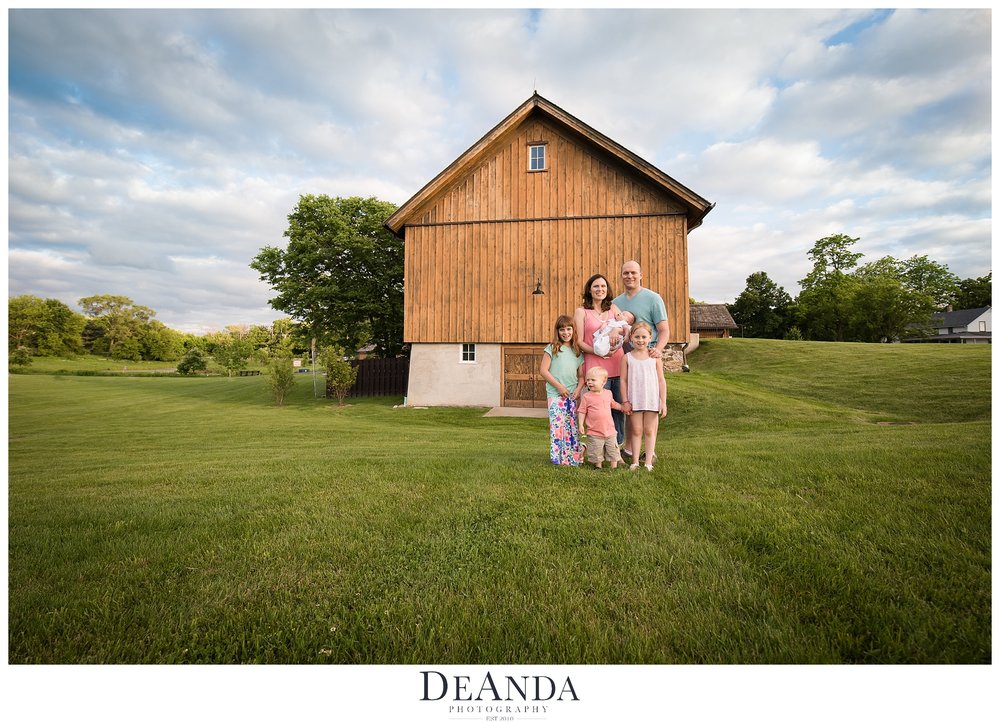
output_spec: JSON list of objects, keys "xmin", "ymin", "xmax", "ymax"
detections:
[
  {"xmin": 529, "ymin": 143, "xmax": 547, "ymax": 171},
  {"xmin": 461, "ymin": 343, "xmax": 477, "ymax": 363}
]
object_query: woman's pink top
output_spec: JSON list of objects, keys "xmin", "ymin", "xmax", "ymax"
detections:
[{"xmin": 582, "ymin": 308, "xmax": 624, "ymax": 378}]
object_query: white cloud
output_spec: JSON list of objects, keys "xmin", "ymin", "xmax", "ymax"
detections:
[
  {"xmin": 685, "ymin": 138, "xmax": 835, "ymax": 204},
  {"xmin": 7, "ymin": 8, "xmax": 991, "ymax": 330}
]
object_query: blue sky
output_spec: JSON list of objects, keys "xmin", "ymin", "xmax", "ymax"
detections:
[{"xmin": 7, "ymin": 7, "xmax": 992, "ymax": 334}]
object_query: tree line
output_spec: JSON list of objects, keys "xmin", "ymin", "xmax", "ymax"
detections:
[
  {"xmin": 7, "ymin": 292, "xmax": 313, "ymax": 373},
  {"xmin": 8, "ymin": 290, "xmax": 363, "ymax": 406},
  {"xmin": 727, "ymin": 234, "xmax": 991, "ymax": 342},
  {"xmin": 12, "ymin": 215, "xmax": 988, "ymax": 369},
  {"xmin": 12, "ymin": 194, "xmax": 403, "ymax": 374}
]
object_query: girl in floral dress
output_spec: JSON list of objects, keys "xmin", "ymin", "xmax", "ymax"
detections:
[{"xmin": 539, "ymin": 315, "xmax": 585, "ymax": 466}]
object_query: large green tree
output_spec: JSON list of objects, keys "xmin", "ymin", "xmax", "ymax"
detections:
[
  {"xmin": 796, "ymin": 234, "xmax": 863, "ymax": 341},
  {"xmin": 727, "ymin": 271, "xmax": 794, "ymax": 338},
  {"xmin": 8, "ymin": 295, "xmax": 86, "ymax": 356},
  {"xmin": 898, "ymin": 255, "xmax": 960, "ymax": 309},
  {"xmin": 250, "ymin": 195, "xmax": 404, "ymax": 357},
  {"xmin": 79, "ymin": 294, "xmax": 155, "ymax": 357},
  {"xmin": 848, "ymin": 257, "xmax": 936, "ymax": 342}
]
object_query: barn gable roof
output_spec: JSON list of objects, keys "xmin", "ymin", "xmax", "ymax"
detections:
[{"xmin": 385, "ymin": 92, "xmax": 713, "ymax": 236}]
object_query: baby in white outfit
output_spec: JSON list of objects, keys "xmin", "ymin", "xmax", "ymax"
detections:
[{"xmin": 592, "ymin": 311, "xmax": 634, "ymax": 357}]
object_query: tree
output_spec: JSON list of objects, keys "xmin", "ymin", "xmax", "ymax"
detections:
[
  {"xmin": 82, "ymin": 318, "xmax": 108, "ymax": 355},
  {"xmin": 727, "ymin": 271, "xmax": 793, "ymax": 338},
  {"xmin": 79, "ymin": 295, "xmax": 155, "ymax": 357},
  {"xmin": 264, "ymin": 318, "xmax": 299, "ymax": 357},
  {"xmin": 805, "ymin": 233, "xmax": 864, "ymax": 277},
  {"xmin": 211, "ymin": 329, "xmax": 253, "ymax": 377},
  {"xmin": 797, "ymin": 234, "xmax": 863, "ymax": 341},
  {"xmin": 954, "ymin": 272, "xmax": 991, "ymax": 309},
  {"xmin": 244, "ymin": 324, "xmax": 272, "ymax": 364},
  {"xmin": 243, "ymin": 322, "xmax": 303, "ymax": 365},
  {"xmin": 112, "ymin": 336, "xmax": 143, "ymax": 362},
  {"xmin": 139, "ymin": 321, "xmax": 186, "ymax": 362},
  {"xmin": 8, "ymin": 295, "xmax": 85, "ymax": 356},
  {"xmin": 7, "ymin": 295, "xmax": 46, "ymax": 351},
  {"xmin": 37, "ymin": 298, "xmax": 86, "ymax": 356},
  {"xmin": 321, "ymin": 346, "xmax": 358, "ymax": 406},
  {"xmin": 898, "ymin": 255, "xmax": 959, "ymax": 310},
  {"xmin": 849, "ymin": 257, "xmax": 935, "ymax": 342},
  {"xmin": 251, "ymin": 195, "xmax": 404, "ymax": 357}
]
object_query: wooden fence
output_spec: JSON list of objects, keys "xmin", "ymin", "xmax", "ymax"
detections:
[{"xmin": 327, "ymin": 357, "xmax": 410, "ymax": 398}]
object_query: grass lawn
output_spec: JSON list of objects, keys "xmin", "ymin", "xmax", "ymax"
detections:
[
  {"xmin": 13, "ymin": 353, "xmax": 263, "ymax": 376},
  {"xmin": 7, "ymin": 338, "xmax": 991, "ymax": 664},
  {"xmin": 14, "ymin": 354, "xmax": 183, "ymax": 373}
]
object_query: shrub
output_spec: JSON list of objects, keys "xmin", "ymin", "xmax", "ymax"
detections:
[
  {"xmin": 9, "ymin": 346, "xmax": 32, "ymax": 367},
  {"xmin": 176, "ymin": 348, "xmax": 208, "ymax": 375},
  {"xmin": 320, "ymin": 347, "xmax": 358, "ymax": 406},
  {"xmin": 783, "ymin": 326, "xmax": 804, "ymax": 341},
  {"xmin": 267, "ymin": 353, "xmax": 297, "ymax": 406}
]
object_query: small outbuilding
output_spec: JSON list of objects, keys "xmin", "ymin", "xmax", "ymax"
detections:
[
  {"xmin": 385, "ymin": 93, "xmax": 713, "ymax": 407},
  {"xmin": 690, "ymin": 304, "xmax": 739, "ymax": 339}
]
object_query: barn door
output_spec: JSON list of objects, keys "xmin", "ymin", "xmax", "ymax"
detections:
[{"xmin": 501, "ymin": 345, "xmax": 547, "ymax": 408}]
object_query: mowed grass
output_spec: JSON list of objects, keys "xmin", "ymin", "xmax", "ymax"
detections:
[
  {"xmin": 7, "ymin": 339, "xmax": 991, "ymax": 663},
  {"xmin": 15, "ymin": 353, "xmax": 244, "ymax": 375}
]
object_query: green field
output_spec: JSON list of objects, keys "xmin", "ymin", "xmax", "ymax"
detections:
[{"xmin": 7, "ymin": 338, "xmax": 991, "ymax": 663}]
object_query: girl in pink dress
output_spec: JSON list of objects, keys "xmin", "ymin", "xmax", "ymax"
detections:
[{"xmin": 619, "ymin": 322, "xmax": 667, "ymax": 471}]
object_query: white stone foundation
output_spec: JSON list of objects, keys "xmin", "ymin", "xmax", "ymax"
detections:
[{"xmin": 405, "ymin": 343, "xmax": 501, "ymax": 407}]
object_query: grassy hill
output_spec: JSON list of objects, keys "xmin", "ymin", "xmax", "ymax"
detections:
[
  {"xmin": 691, "ymin": 337, "xmax": 990, "ymax": 423},
  {"xmin": 7, "ymin": 338, "xmax": 991, "ymax": 664}
]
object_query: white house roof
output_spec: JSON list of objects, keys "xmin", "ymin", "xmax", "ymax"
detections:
[{"xmin": 929, "ymin": 306, "xmax": 991, "ymax": 328}]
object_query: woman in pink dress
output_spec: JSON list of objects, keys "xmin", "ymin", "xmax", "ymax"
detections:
[{"xmin": 573, "ymin": 273, "xmax": 627, "ymax": 446}]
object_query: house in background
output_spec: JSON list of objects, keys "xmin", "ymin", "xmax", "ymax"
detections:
[
  {"xmin": 385, "ymin": 93, "xmax": 714, "ymax": 407},
  {"xmin": 904, "ymin": 306, "xmax": 992, "ymax": 344},
  {"xmin": 690, "ymin": 304, "xmax": 738, "ymax": 339}
]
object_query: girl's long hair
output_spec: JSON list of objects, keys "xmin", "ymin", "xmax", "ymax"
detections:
[
  {"xmin": 582, "ymin": 274, "xmax": 613, "ymax": 312},
  {"xmin": 550, "ymin": 314, "xmax": 581, "ymax": 357}
]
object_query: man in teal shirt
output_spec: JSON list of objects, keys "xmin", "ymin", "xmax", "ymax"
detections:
[{"xmin": 613, "ymin": 260, "xmax": 669, "ymax": 359}]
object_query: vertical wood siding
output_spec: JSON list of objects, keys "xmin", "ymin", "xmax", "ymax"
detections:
[{"xmin": 403, "ymin": 114, "xmax": 691, "ymax": 345}]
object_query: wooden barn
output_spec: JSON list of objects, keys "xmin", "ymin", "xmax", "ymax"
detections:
[{"xmin": 385, "ymin": 93, "xmax": 713, "ymax": 408}]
